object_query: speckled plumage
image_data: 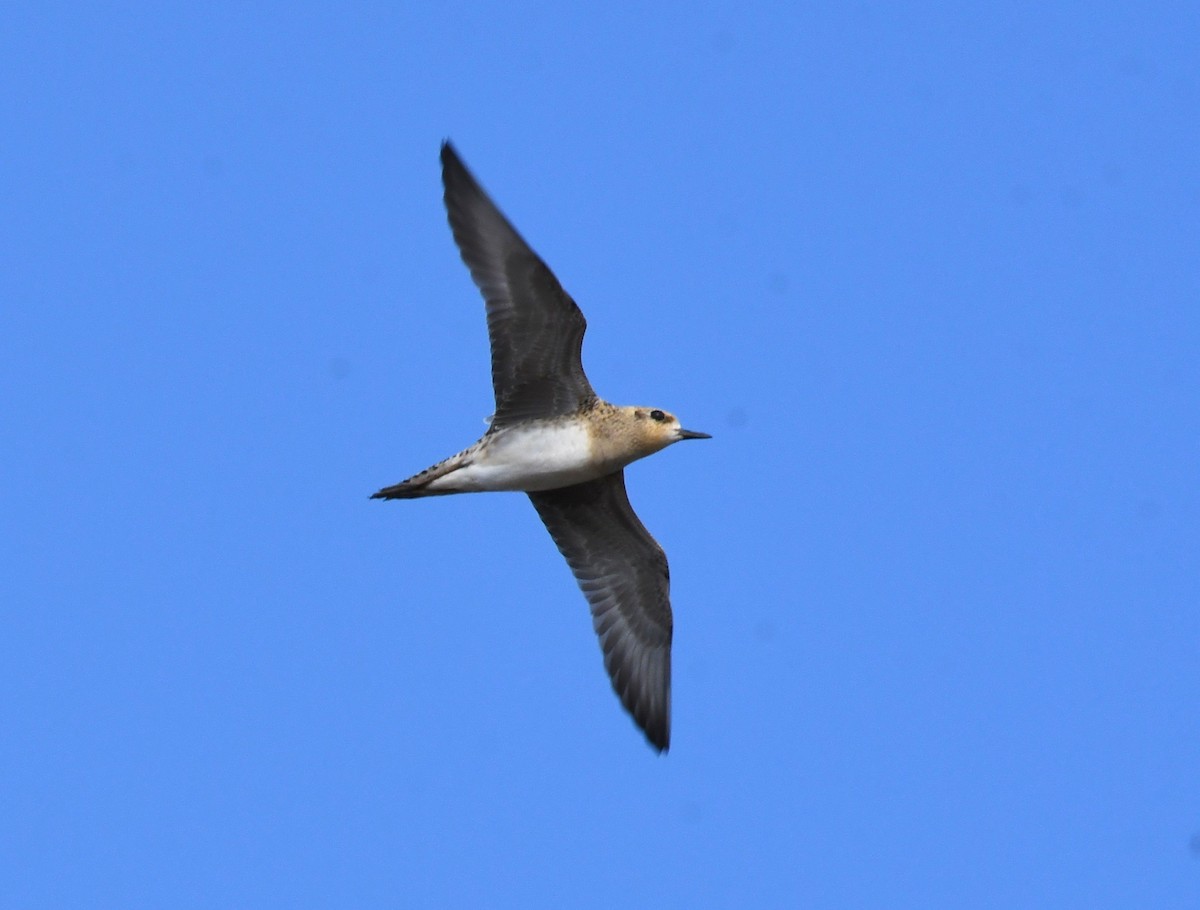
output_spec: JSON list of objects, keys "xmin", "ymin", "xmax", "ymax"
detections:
[{"xmin": 372, "ymin": 143, "xmax": 709, "ymax": 752}]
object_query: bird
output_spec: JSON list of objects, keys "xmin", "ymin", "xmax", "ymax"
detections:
[{"xmin": 372, "ymin": 142, "xmax": 709, "ymax": 752}]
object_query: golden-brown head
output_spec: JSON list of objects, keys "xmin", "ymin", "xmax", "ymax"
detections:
[{"xmin": 592, "ymin": 404, "xmax": 711, "ymax": 465}]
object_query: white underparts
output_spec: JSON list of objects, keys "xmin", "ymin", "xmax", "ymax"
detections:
[{"xmin": 426, "ymin": 422, "xmax": 610, "ymax": 493}]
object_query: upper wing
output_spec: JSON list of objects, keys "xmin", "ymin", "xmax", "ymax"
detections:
[
  {"xmin": 440, "ymin": 142, "xmax": 596, "ymax": 427},
  {"xmin": 528, "ymin": 471, "xmax": 672, "ymax": 752}
]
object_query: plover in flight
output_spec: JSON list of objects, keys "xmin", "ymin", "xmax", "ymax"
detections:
[{"xmin": 373, "ymin": 143, "xmax": 709, "ymax": 752}]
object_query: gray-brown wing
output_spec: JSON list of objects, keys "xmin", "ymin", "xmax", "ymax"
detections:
[
  {"xmin": 440, "ymin": 142, "xmax": 596, "ymax": 428},
  {"xmin": 528, "ymin": 471, "xmax": 672, "ymax": 752}
]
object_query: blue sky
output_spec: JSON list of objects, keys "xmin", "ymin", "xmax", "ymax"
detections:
[{"xmin": 2, "ymin": 3, "xmax": 1197, "ymax": 907}]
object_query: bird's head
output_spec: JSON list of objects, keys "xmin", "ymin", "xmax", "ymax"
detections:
[{"xmin": 621, "ymin": 406, "xmax": 712, "ymax": 457}]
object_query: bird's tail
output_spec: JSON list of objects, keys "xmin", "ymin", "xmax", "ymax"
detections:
[{"xmin": 370, "ymin": 447, "xmax": 475, "ymax": 500}]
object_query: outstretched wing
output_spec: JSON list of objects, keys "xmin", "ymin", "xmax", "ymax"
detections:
[
  {"xmin": 528, "ymin": 471, "xmax": 672, "ymax": 752},
  {"xmin": 441, "ymin": 142, "xmax": 596, "ymax": 427}
]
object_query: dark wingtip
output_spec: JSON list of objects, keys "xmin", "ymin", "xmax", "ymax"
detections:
[
  {"xmin": 440, "ymin": 140, "xmax": 467, "ymax": 179},
  {"xmin": 440, "ymin": 141, "xmax": 476, "ymax": 209},
  {"xmin": 630, "ymin": 698, "xmax": 670, "ymax": 753},
  {"xmin": 644, "ymin": 722, "xmax": 670, "ymax": 754}
]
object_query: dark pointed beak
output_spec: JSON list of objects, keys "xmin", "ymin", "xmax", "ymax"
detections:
[{"xmin": 676, "ymin": 428, "xmax": 712, "ymax": 440}]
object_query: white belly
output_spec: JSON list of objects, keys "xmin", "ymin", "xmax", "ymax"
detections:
[{"xmin": 426, "ymin": 422, "xmax": 607, "ymax": 493}]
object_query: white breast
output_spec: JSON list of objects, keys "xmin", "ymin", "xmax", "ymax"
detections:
[{"xmin": 426, "ymin": 422, "xmax": 607, "ymax": 493}]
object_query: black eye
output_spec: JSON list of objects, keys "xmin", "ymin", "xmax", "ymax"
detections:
[{"xmin": 650, "ymin": 409, "xmax": 666, "ymax": 422}]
